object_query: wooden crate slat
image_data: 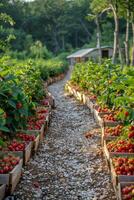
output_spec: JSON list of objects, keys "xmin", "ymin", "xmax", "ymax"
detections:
[
  {"xmin": 33, "ymin": 134, "xmax": 40, "ymax": 152},
  {"xmin": 9, "ymin": 160, "xmax": 23, "ymax": 194},
  {"xmin": 104, "ymin": 121, "xmax": 122, "ymax": 127},
  {"xmin": 86, "ymin": 98, "xmax": 94, "ymax": 113},
  {"xmin": 24, "ymin": 142, "xmax": 33, "ymax": 165},
  {"xmin": 0, "ymin": 184, "xmax": 6, "ymax": 200},
  {"xmin": 0, "ymin": 174, "xmax": 9, "ymax": 185}
]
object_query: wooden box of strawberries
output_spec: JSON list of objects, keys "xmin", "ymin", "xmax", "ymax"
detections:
[
  {"xmin": 0, "ymin": 184, "xmax": 6, "ymax": 200},
  {"xmin": 0, "ymin": 138, "xmax": 33, "ymax": 165},
  {"xmin": 110, "ymin": 157, "xmax": 134, "ymax": 189},
  {"xmin": 102, "ymin": 113, "xmax": 122, "ymax": 127},
  {"xmin": 27, "ymin": 106, "xmax": 50, "ymax": 141},
  {"xmin": 105, "ymin": 138, "xmax": 134, "ymax": 157},
  {"xmin": 103, "ymin": 139, "xmax": 134, "ymax": 169},
  {"xmin": 118, "ymin": 182, "xmax": 134, "ymax": 200},
  {"xmin": 0, "ymin": 153, "xmax": 23, "ymax": 194},
  {"xmin": 16, "ymin": 131, "xmax": 40, "ymax": 153},
  {"xmin": 94, "ymin": 106, "xmax": 112, "ymax": 117},
  {"xmin": 101, "ymin": 125, "xmax": 123, "ymax": 145}
]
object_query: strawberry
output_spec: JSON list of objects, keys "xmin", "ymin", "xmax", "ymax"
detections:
[
  {"xmin": 125, "ymin": 111, "xmax": 129, "ymax": 117},
  {"xmin": 16, "ymin": 102, "xmax": 22, "ymax": 109}
]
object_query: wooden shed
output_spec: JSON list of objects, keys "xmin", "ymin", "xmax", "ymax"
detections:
[{"xmin": 67, "ymin": 46, "xmax": 113, "ymax": 65}]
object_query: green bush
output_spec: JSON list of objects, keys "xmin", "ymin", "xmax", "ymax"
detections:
[{"xmin": 71, "ymin": 60, "xmax": 134, "ymax": 124}]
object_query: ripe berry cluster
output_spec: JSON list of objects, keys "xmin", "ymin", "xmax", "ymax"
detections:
[
  {"xmin": 128, "ymin": 126, "xmax": 134, "ymax": 139},
  {"xmin": 0, "ymin": 154, "xmax": 20, "ymax": 174},
  {"xmin": 103, "ymin": 114, "xmax": 116, "ymax": 122},
  {"xmin": 122, "ymin": 185, "xmax": 134, "ymax": 200},
  {"xmin": 16, "ymin": 133, "xmax": 35, "ymax": 141},
  {"xmin": 107, "ymin": 140, "xmax": 134, "ymax": 153},
  {"xmin": 8, "ymin": 140, "xmax": 26, "ymax": 151},
  {"xmin": 113, "ymin": 157, "xmax": 134, "ymax": 176},
  {"xmin": 104, "ymin": 125, "xmax": 123, "ymax": 137},
  {"xmin": 97, "ymin": 106, "xmax": 110, "ymax": 113}
]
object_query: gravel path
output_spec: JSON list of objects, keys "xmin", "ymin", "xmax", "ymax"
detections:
[{"xmin": 12, "ymin": 70, "xmax": 116, "ymax": 200}]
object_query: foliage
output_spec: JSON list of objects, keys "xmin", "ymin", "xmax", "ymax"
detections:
[
  {"xmin": 0, "ymin": 70, "xmax": 32, "ymax": 134},
  {"xmin": 71, "ymin": 60, "xmax": 134, "ymax": 124},
  {"xmin": 0, "ymin": 55, "xmax": 68, "ymax": 134}
]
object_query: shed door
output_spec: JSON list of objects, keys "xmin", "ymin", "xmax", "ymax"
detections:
[{"xmin": 102, "ymin": 50, "xmax": 109, "ymax": 58}]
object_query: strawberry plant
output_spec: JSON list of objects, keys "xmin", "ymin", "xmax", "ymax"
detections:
[
  {"xmin": 71, "ymin": 60, "xmax": 134, "ymax": 126},
  {"xmin": 0, "ymin": 71, "xmax": 33, "ymax": 134}
]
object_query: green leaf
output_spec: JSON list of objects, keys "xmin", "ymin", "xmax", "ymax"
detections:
[
  {"xmin": 7, "ymin": 99, "xmax": 16, "ymax": 108},
  {"xmin": 0, "ymin": 126, "xmax": 10, "ymax": 132}
]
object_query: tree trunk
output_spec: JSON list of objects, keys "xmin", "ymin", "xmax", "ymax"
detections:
[
  {"xmin": 110, "ymin": 4, "xmax": 119, "ymax": 64},
  {"xmin": 131, "ymin": 21, "xmax": 134, "ymax": 66},
  {"xmin": 124, "ymin": 9, "xmax": 130, "ymax": 66},
  {"xmin": 96, "ymin": 15, "xmax": 101, "ymax": 64}
]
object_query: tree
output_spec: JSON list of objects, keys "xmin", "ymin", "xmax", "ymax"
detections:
[
  {"xmin": 118, "ymin": 0, "xmax": 134, "ymax": 66},
  {"xmin": 0, "ymin": 4, "xmax": 15, "ymax": 52}
]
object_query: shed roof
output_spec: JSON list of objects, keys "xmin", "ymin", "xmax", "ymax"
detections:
[{"xmin": 67, "ymin": 46, "xmax": 113, "ymax": 59}]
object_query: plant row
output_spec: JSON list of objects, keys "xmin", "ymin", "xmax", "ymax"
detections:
[
  {"xmin": 0, "ymin": 99, "xmax": 51, "ymax": 199},
  {"xmin": 0, "ymin": 56, "xmax": 68, "ymax": 134},
  {"xmin": 0, "ymin": 56, "xmax": 66, "ymax": 198},
  {"xmin": 71, "ymin": 60, "xmax": 134, "ymax": 125},
  {"xmin": 66, "ymin": 61, "xmax": 134, "ymax": 200}
]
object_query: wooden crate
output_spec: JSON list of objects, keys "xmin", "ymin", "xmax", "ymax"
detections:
[
  {"xmin": 5, "ymin": 142, "xmax": 33, "ymax": 165},
  {"xmin": 0, "ymin": 159, "xmax": 23, "ymax": 194},
  {"xmin": 101, "ymin": 127, "xmax": 117, "ymax": 146},
  {"xmin": 21, "ymin": 130, "xmax": 40, "ymax": 152},
  {"xmin": 24, "ymin": 142, "xmax": 33, "ymax": 165},
  {"xmin": 9, "ymin": 159, "xmax": 23, "ymax": 194},
  {"xmin": 65, "ymin": 84, "xmax": 73, "ymax": 95},
  {"xmin": 102, "ymin": 140, "xmax": 111, "ymax": 168},
  {"xmin": 33, "ymin": 134, "xmax": 40, "ymax": 152},
  {"xmin": 110, "ymin": 159, "xmax": 134, "ymax": 189},
  {"xmin": 103, "ymin": 140, "xmax": 134, "ymax": 167},
  {"xmin": 82, "ymin": 94, "xmax": 87, "ymax": 104},
  {"xmin": 86, "ymin": 98, "xmax": 96, "ymax": 113},
  {"xmin": 16, "ymin": 130, "xmax": 40, "ymax": 153},
  {"xmin": 73, "ymin": 88, "xmax": 78, "ymax": 99},
  {"xmin": 22, "ymin": 122, "xmax": 47, "ymax": 143},
  {"xmin": 0, "ymin": 184, "xmax": 6, "ymax": 200},
  {"xmin": 39, "ymin": 123, "xmax": 47, "ymax": 141},
  {"xmin": 93, "ymin": 105, "xmax": 112, "ymax": 117},
  {"xmin": 76, "ymin": 91, "xmax": 83, "ymax": 101},
  {"xmin": 93, "ymin": 109, "xmax": 104, "ymax": 127},
  {"xmin": 118, "ymin": 182, "xmax": 134, "ymax": 200}
]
